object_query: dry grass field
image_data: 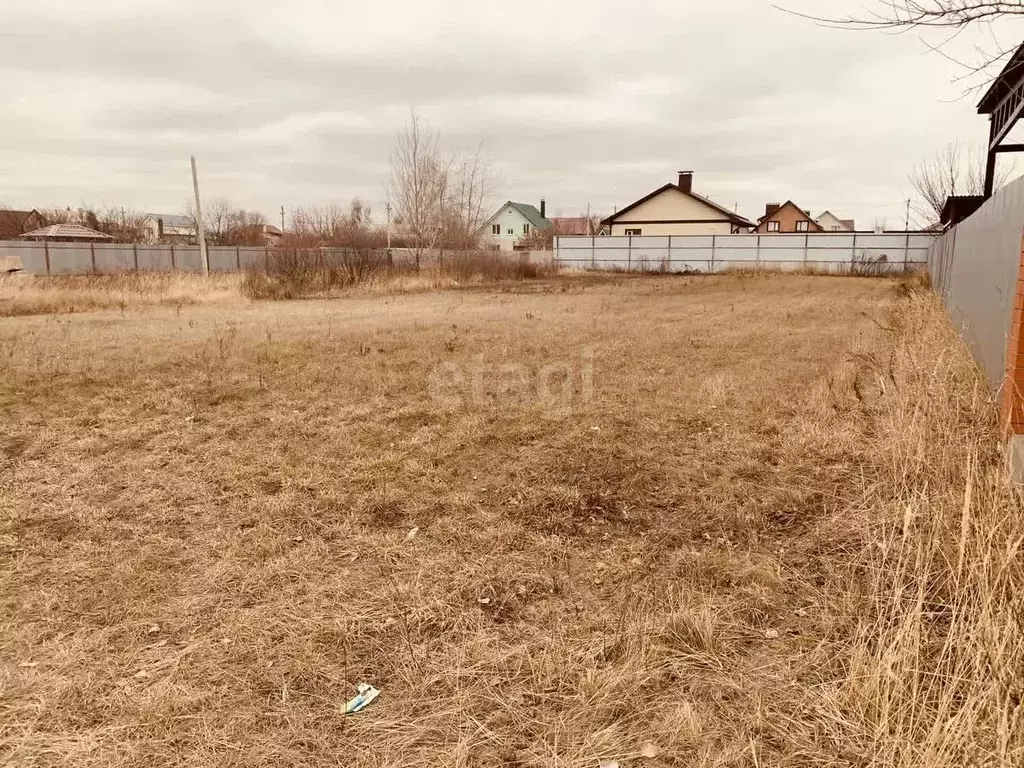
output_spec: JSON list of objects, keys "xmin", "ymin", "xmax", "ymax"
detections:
[{"xmin": 1, "ymin": 273, "xmax": 1020, "ymax": 767}]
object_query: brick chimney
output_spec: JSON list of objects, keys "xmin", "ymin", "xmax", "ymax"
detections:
[
  {"xmin": 540, "ymin": 198, "xmax": 546, "ymax": 219},
  {"xmin": 677, "ymin": 171, "xmax": 693, "ymax": 194},
  {"xmin": 765, "ymin": 203, "xmax": 781, "ymax": 218}
]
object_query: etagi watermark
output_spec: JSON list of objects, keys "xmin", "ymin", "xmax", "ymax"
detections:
[{"xmin": 428, "ymin": 348, "xmax": 594, "ymax": 416}]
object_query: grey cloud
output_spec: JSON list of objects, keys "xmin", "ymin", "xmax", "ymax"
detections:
[{"xmin": 0, "ymin": 0, "xmax": 999, "ymax": 226}]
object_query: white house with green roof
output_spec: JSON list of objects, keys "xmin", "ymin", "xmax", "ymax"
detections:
[{"xmin": 479, "ymin": 200, "xmax": 551, "ymax": 251}]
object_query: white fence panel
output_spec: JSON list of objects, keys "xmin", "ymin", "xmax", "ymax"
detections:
[{"xmin": 555, "ymin": 232, "xmax": 933, "ymax": 273}]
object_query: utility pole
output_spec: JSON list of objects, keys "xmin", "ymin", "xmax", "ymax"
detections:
[
  {"xmin": 386, "ymin": 201, "xmax": 392, "ymax": 264},
  {"xmin": 280, "ymin": 205, "xmax": 285, "ymax": 232},
  {"xmin": 190, "ymin": 155, "xmax": 209, "ymax": 275},
  {"xmin": 904, "ymin": 197, "xmax": 911, "ymax": 232}
]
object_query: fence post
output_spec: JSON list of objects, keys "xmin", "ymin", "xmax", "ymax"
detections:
[
  {"xmin": 170, "ymin": 244, "xmax": 176, "ymax": 270},
  {"xmin": 591, "ymin": 235, "xmax": 596, "ymax": 269},
  {"xmin": 90, "ymin": 242, "xmax": 96, "ymax": 273},
  {"xmin": 710, "ymin": 235, "xmax": 715, "ymax": 274},
  {"xmin": 667, "ymin": 235, "xmax": 673, "ymax": 271},
  {"xmin": 756, "ymin": 234, "xmax": 761, "ymax": 265},
  {"xmin": 264, "ymin": 247, "xmax": 269, "ymax": 269},
  {"xmin": 803, "ymin": 233, "xmax": 809, "ymax": 267},
  {"xmin": 628, "ymin": 234, "xmax": 632, "ymax": 271},
  {"xmin": 236, "ymin": 245, "xmax": 241, "ymax": 270},
  {"xmin": 850, "ymin": 233, "xmax": 857, "ymax": 274},
  {"xmin": 946, "ymin": 227, "xmax": 957, "ymax": 301},
  {"xmin": 904, "ymin": 230, "xmax": 910, "ymax": 272},
  {"xmin": 133, "ymin": 242, "xmax": 139, "ymax": 271},
  {"xmin": 1002, "ymin": 232, "xmax": 1024, "ymax": 481},
  {"xmin": 44, "ymin": 240, "xmax": 50, "ymax": 276}
]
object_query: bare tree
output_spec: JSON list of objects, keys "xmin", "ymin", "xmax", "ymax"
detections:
[
  {"xmin": 910, "ymin": 141, "xmax": 1013, "ymax": 224},
  {"xmin": 444, "ymin": 145, "xmax": 497, "ymax": 249},
  {"xmin": 36, "ymin": 205, "xmax": 149, "ymax": 241},
  {"xmin": 184, "ymin": 198, "xmax": 268, "ymax": 246},
  {"xmin": 387, "ymin": 111, "xmax": 495, "ymax": 266},
  {"xmin": 783, "ymin": 1, "xmax": 1024, "ymax": 81},
  {"xmin": 287, "ymin": 200, "xmax": 379, "ymax": 250},
  {"xmin": 95, "ymin": 207, "xmax": 149, "ymax": 242},
  {"xmin": 387, "ymin": 112, "xmax": 449, "ymax": 267}
]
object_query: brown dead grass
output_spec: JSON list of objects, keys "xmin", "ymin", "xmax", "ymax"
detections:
[
  {"xmin": 0, "ymin": 274, "xmax": 1019, "ymax": 766},
  {"xmin": 0, "ymin": 272, "xmax": 242, "ymax": 317},
  {"xmin": 241, "ymin": 249, "xmax": 559, "ymax": 300}
]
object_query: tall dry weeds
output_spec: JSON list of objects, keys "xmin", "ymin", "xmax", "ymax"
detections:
[
  {"xmin": 0, "ymin": 272, "xmax": 241, "ymax": 317},
  {"xmin": 822, "ymin": 286, "xmax": 1024, "ymax": 766},
  {"xmin": 241, "ymin": 248, "xmax": 557, "ymax": 300}
]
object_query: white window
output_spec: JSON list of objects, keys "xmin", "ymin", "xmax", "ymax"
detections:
[
  {"xmin": 523, "ymin": 224, "xmax": 530, "ymax": 234},
  {"xmin": 796, "ymin": 220, "xmax": 808, "ymax": 232},
  {"xmin": 624, "ymin": 228, "xmax": 642, "ymax": 236},
  {"xmin": 491, "ymin": 224, "xmax": 500, "ymax": 235},
  {"xmin": 507, "ymin": 228, "xmax": 514, "ymax": 235},
  {"xmin": 767, "ymin": 221, "xmax": 780, "ymax": 232}
]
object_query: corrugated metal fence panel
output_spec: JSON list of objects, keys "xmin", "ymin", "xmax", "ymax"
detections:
[
  {"xmin": 927, "ymin": 177, "xmax": 1024, "ymax": 390},
  {"xmin": 208, "ymin": 247, "xmax": 240, "ymax": 272},
  {"xmin": 93, "ymin": 245, "xmax": 136, "ymax": 272},
  {"xmin": 238, "ymin": 248, "xmax": 266, "ymax": 269},
  {"xmin": 555, "ymin": 233, "xmax": 935, "ymax": 273},
  {"xmin": 0, "ymin": 241, "xmax": 48, "ymax": 273},
  {"xmin": 46, "ymin": 243, "xmax": 94, "ymax": 274},
  {"xmin": 136, "ymin": 246, "xmax": 173, "ymax": 271}
]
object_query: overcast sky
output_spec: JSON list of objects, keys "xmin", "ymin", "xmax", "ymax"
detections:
[{"xmin": 3, "ymin": 0, "xmax": 1023, "ymax": 229}]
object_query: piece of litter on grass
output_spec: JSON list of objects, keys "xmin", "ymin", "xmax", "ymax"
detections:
[
  {"xmin": 590, "ymin": 426, "xmax": 601, "ymax": 432},
  {"xmin": 292, "ymin": 535, "xmax": 304, "ymax": 543},
  {"xmin": 795, "ymin": 608, "xmax": 809, "ymax": 618},
  {"xmin": 147, "ymin": 624, "xmax": 160, "ymax": 635},
  {"xmin": 599, "ymin": 761, "xmax": 620, "ymax": 768},
  {"xmin": 17, "ymin": 661, "xmax": 38, "ymax": 668},
  {"xmin": 639, "ymin": 742, "xmax": 659, "ymax": 759},
  {"xmin": 764, "ymin": 628, "xmax": 780, "ymax": 639},
  {"xmin": 344, "ymin": 683, "xmax": 381, "ymax": 714},
  {"xmin": 477, "ymin": 596, "xmax": 492, "ymax": 606},
  {"xmin": 404, "ymin": 526, "xmax": 419, "ymax": 542}
]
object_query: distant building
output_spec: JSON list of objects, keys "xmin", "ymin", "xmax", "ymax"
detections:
[
  {"xmin": 20, "ymin": 223, "xmax": 114, "ymax": 242},
  {"xmin": 601, "ymin": 172, "xmax": 754, "ymax": 236},
  {"xmin": 756, "ymin": 201, "xmax": 823, "ymax": 234},
  {"xmin": 262, "ymin": 224, "xmax": 283, "ymax": 246},
  {"xmin": 0, "ymin": 209, "xmax": 47, "ymax": 239},
  {"xmin": 940, "ymin": 195, "xmax": 986, "ymax": 229},
  {"xmin": 144, "ymin": 213, "xmax": 196, "ymax": 244},
  {"xmin": 480, "ymin": 200, "xmax": 551, "ymax": 251},
  {"xmin": 815, "ymin": 210, "xmax": 856, "ymax": 232}
]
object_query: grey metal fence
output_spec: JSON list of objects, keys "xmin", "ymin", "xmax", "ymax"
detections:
[
  {"xmin": 554, "ymin": 232, "xmax": 933, "ymax": 273},
  {"xmin": 1, "ymin": 242, "xmax": 560, "ymax": 275},
  {"xmin": 0, "ymin": 241, "xmax": 275, "ymax": 275},
  {"xmin": 926, "ymin": 175, "xmax": 1024, "ymax": 390}
]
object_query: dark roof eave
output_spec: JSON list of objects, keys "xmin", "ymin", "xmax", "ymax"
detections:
[
  {"xmin": 603, "ymin": 183, "xmax": 752, "ymax": 227},
  {"xmin": 978, "ymin": 41, "xmax": 1024, "ymax": 113}
]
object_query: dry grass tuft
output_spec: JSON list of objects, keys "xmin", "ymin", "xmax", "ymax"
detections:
[
  {"xmin": 0, "ymin": 271, "xmax": 241, "ymax": 317},
  {"xmin": 0, "ymin": 274, "xmax": 1020, "ymax": 766},
  {"xmin": 241, "ymin": 249, "xmax": 558, "ymax": 300}
]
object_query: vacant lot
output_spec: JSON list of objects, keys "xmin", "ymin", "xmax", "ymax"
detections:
[{"xmin": 1, "ymin": 275, "xmax": 1019, "ymax": 766}]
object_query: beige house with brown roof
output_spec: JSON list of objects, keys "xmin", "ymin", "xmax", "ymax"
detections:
[{"xmin": 601, "ymin": 172, "xmax": 754, "ymax": 236}]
